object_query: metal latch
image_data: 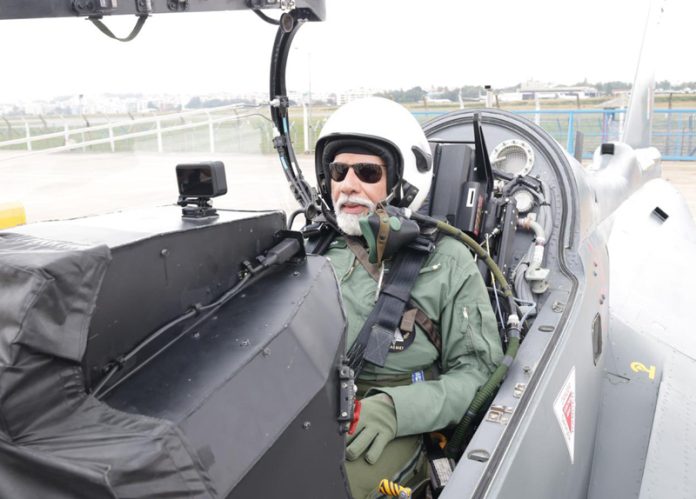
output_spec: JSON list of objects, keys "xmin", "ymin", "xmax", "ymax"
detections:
[
  {"xmin": 513, "ymin": 383, "xmax": 527, "ymax": 398},
  {"xmin": 280, "ymin": 0, "xmax": 296, "ymax": 12},
  {"xmin": 337, "ymin": 364, "xmax": 356, "ymax": 434},
  {"xmin": 135, "ymin": 0, "xmax": 152, "ymax": 15},
  {"xmin": 73, "ymin": 0, "xmax": 117, "ymax": 15},
  {"xmin": 249, "ymin": 0, "xmax": 295, "ymax": 11},
  {"xmin": 485, "ymin": 405, "xmax": 514, "ymax": 425},
  {"xmin": 166, "ymin": 0, "xmax": 188, "ymax": 12}
]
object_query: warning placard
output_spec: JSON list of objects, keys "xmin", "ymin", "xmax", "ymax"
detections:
[{"xmin": 553, "ymin": 366, "xmax": 576, "ymax": 463}]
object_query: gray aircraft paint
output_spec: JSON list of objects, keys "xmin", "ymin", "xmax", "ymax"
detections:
[{"xmin": 1, "ymin": 1, "xmax": 695, "ymax": 498}]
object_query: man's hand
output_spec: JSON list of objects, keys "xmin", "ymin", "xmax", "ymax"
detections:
[{"xmin": 346, "ymin": 393, "xmax": 397, "ymax": 464}]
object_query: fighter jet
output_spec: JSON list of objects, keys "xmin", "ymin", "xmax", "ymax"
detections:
[{"xmin": 0, "ymin": 1, "xmax": 694, "ymax": 498}]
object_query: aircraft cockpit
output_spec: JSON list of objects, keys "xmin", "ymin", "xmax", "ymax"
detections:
[
  {"xmin": 420, "ymin": 107, "xmax": 615, "ymax": 498},
  {"xmin": 4, "ymin": 0, "xmax": 694, "ymax": 498},
  {"xmin": 425, "ymin": 108, "xmax": 574, "ymax": 336}
]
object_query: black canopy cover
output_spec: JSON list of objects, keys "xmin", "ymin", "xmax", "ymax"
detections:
[
  {"xmin": 0, "ymin": 208, "xmax": 349, "ymax": 499},
  {"xmin": 0, "ymin": 234, "xmax": 215, "ymax": 498}
]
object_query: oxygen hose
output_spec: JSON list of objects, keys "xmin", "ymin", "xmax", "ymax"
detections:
[
  {"xmin": 408, "ymin": 211, "xmax": 515, "ymax": 310},
  {"xmin": 407, "ymin": 211, "xmax": 522, "ymax": 459},
  {"xmin": 445, "ymin": 325, "xmax": 521, "ymax": 459}
]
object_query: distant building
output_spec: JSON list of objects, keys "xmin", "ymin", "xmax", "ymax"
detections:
[
  {"xmin": 425, "ymin": 93, "xmax": 454, "ymax": 104},
  {"xmin": 497, "ymin": 92, "xmax": 525, "ymax": 103},
  {"xmin": 496, "ymin": 80, "xmax": 599, "ymax": 102},
  {"xmin": 336, "ymin": 88, "xmax": 377, "ymax": 105}
]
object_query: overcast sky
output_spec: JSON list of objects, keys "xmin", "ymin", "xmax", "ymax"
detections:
[{"xmin": 0, "ymin": 0, "xmax": 693, "ymax": 102}]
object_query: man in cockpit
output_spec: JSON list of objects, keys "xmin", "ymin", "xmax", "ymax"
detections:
[{"xmin": 311, "ymin": 97, "xmax": 503, "ymax": 498}]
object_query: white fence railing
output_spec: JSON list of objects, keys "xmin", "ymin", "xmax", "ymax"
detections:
[{"xmin": 0, "ymin": 104, "xmax": 300, "ymax": 160}]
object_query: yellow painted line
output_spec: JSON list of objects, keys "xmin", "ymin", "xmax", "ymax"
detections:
[{"xmin": 0, "ymin": 202, "xmax": 26, "ymax": 229}]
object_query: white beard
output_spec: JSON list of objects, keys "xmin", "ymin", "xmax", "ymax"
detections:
[
  {"xmin": 335, "ymin": 212, "xmax": 363, "ymax": 236},
  {"xmin": 334, "ymin": 194, "xmax": 376, "ymax": 236}
]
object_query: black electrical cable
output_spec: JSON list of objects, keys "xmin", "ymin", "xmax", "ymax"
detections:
[
  {"xmin": 253, "ymin": 9, "xmax": 281, "ymax": 25},
  {"xmin": 288, "ymin": 207, "xmax": 304, "ymax": 229},
  {"xmin": 92, "ymin": 236, "xmax": 303, "ymax": 398},
  {"xmin": 91, "ymin": 307, "xmax": 199, "ymax": 397},
  {"xmin": 92, "ymin": 267, "xmax": 263, "ymax": 398}
]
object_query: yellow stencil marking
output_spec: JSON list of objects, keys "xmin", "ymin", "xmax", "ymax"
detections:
[{"xmin": 630, "ymin": 362, "xmax": 656, "ymax": 380}]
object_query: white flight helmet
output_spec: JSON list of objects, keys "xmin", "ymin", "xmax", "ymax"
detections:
[{"xmin": 315, "ymin": 97, "xmax": 433, "ymax": 212}]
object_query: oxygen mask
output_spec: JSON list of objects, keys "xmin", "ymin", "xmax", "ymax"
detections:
[{"xmin": 359, "ymin": 204, "xmax": 422, "ymax": 265}]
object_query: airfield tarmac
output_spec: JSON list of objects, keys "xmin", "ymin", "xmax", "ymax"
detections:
[{"xmin": 1, "ymin": 152, "xmax": 695, "ymax": 224}]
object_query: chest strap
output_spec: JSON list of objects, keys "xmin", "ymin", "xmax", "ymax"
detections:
[
  {"xmin": 346, "ymin": 236, "xmax": 439, "ymax": 376},
  {"xmin": 345, "ymin": 237, "xmax": 441, "ymax": 354}
]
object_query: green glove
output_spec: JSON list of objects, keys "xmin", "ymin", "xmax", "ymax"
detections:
[{"xmin": 346, "ymin": 393, "xmax": 397, "ymax": 464}]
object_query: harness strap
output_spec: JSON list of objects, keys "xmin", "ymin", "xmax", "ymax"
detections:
[
  {"xmin": 346, "ymin": 236, "xmax": 381, "ymax": 277},
  {"xmin": 305, "ymin": 224, "xmax": 336, "ymax": 255},
  {"xmin": 346, "ymin": 246, "xmax": 430, "ymax": 376},
  {"xmin": 89, "ymin": 15, "xmax": 148, "ymax": 42},
  {"xmin": 412, "ymin": 308, "xmax": 441, "ymax": 353},
  {"xmin": 345, "ymin": 237, "xmax": 441, "ymax": 354}
]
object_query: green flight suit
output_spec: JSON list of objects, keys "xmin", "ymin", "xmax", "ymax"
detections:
[{"xmin": 325, "ymin": 234, "xmax": 503, "ymax": 498}]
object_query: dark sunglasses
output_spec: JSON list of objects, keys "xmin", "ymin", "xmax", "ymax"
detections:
[{"xmin": 328, "ymin": 162, "xmax": 384, "ymax": 184}]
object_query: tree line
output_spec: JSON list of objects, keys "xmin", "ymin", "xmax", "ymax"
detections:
[{"xmin": 375, "ymin": 81, "xmax": 696, "ymax": 104}]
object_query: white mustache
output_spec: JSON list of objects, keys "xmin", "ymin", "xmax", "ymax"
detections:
[{"xmin": 334, "ymin": 194, "xmax": 375, "ymax": 213}]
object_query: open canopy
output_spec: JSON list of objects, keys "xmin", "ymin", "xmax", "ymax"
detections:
[{"xmin": 0, "ymin": 0, "xmax": 325, "ymax": 21}]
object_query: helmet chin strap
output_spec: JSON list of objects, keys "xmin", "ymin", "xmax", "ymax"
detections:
[
  {"xmin": 397, "ymin": 180, "xmax": 419, "ymax": 208},
  {"xmin": 381, "ymin": 179, "xmax": 418, "ymax": 209}
]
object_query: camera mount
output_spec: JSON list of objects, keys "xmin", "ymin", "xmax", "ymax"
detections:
[{"xmin": 175, "ymin": 161, "xmax": 227, "ymax": 219}]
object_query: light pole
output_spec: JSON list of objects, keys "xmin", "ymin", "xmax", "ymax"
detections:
[
  {"xmin": 307, "ymin": 50, "xmax": 312, "ymax": 153},
  {"xmin": 294, "ymin": 45, "xmax": 313, "ymax": 154}
]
